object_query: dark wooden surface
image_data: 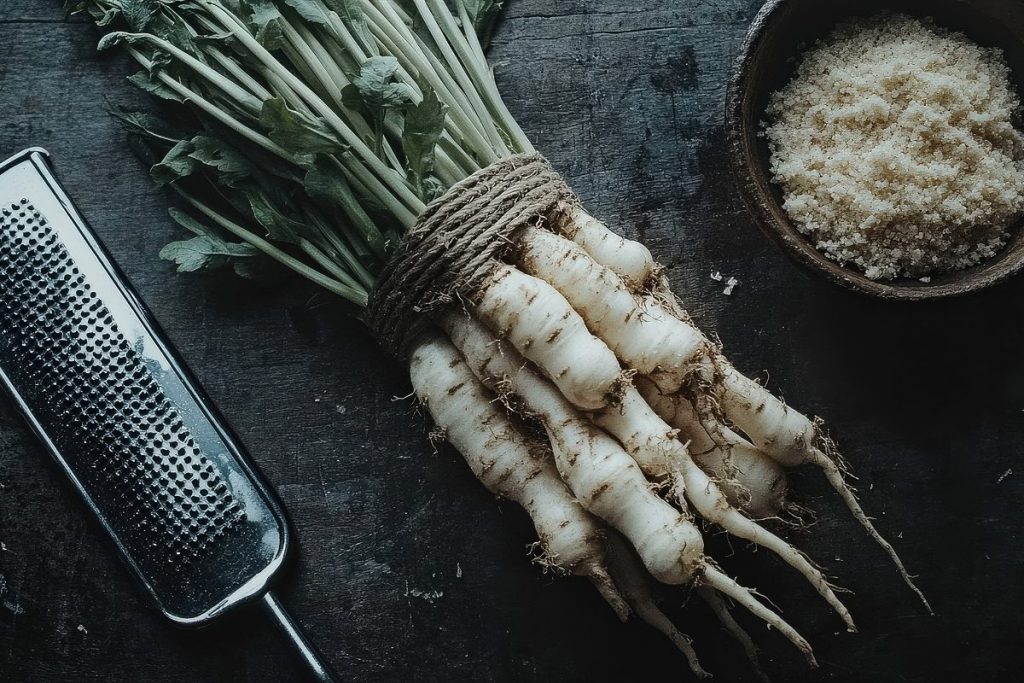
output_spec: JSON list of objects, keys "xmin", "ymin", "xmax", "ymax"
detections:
[{"xmin": 1, "ymin": 1, "xmax": 1022, "ymax": 681}]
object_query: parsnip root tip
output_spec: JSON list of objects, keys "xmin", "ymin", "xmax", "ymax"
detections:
[
  {"xmin": 701, "ymin": 566, "xmax": 818, "ymax": 668},
  {"xmin": 810, "ymin": 449, "xmax": 933, "ymax": 615}
]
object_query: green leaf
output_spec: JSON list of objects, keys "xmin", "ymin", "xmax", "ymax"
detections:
[
  {"xmin": 322, "ymin": 0, "xmax": 377, "ymax": 57},
  {"xmin": 463, "ymin": 0, "xmax": 504, "ymax": 49},
  {"xmin": 160, "ymin": 236, "xmax": 261, "ymax": 273},
  {"xmin": 95, "ymin": 7, "xmax": 120, "ymax": 27},
  {"xmin": 189, "ymin": 136, "xmax": 253, "ymax": 187},
  {"xmin": 282, "ymin": 0, "xmax": 330, "ymax": 25},
  {"xmin": 304, "ymin": 155, "xmax": 388, "ymax": 259},
  {"xmin": 97, "ymin": 31, "xmax": 131, "ymax": 52},
  {"xmin": 162, "ymin": 207, "xmax": 262, "ymax": 275},
  {"xmin": 259, "ymin": 97, "xmax": 342, "ymax": 155},
  {"xmin": 247, "ymin": 0, "xmax": 285, "ymax": 50},
  {"xmin": 344, "ymin": 56, "xmax": 415, "ymax": 154},
  {"xmin": 168, "ymin": 206, "xmax": 216, "ymax": 238},
  {"xmin": 151, "ymin": 139, "xmax": 199, "ymax": 186},
  {"xmin": 109, "ymin": 105, "xmax": 184, "ymax": 144},
  {"xmin": 242, "ymin": 188, "xmax": 308, "ymax": 243},
  {"xmin": 349, "ymin": 56, "xmax": 415, "ymax": 110},
  {"xmin": 149, "ymin": 10, "xmax": 203, "ymax": 57},
  {"xmin": 402, "ymin": 86, "xmax": 446, "ymax": 200},
  {"xmin": 128, "ymin": 70, "xmax": 184, "ymax": 102},
  {"xmin": 119, "ymin": 0, "xmax": 158, "ymax": 32}
]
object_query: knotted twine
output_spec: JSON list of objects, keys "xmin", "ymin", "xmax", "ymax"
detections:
[{"xmin": 367, "ymin": 152, "xmax": 574, "ymax": 359}]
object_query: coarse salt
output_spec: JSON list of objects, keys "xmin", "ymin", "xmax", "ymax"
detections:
[{"xmin": 764, "ymin": 14, "xmax": 1024, "ymax": 280}]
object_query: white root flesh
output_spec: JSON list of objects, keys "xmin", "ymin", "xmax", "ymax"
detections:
[
  {"xmin": 604, "ymin": 532, "xmax": 710, "ymax": 679},
  {"xmin": 698, "ymin": 586, "xmax": 769, "ymax": 683},
  {"xmin": 639, "ymin": 377, "xmax": 788, "ymax": 520},
  {"xmin": 440, "ymin": 311, "xmax": 816, "ymax": 658},
  {"xmin": 558, "ymin": 205, "xmax": 656, "ymax": 287},
  {"xmin": 518, "ymin": 223, "xmax": 924, "ymax": 608},
  {"xmin": 441, "ymin": 310, "xmax": 704, "ymax": 585},
  {"xmin": 516, "ymin": 226, "xmax": 706, "ymax": 393},
  {"xmin": 408, "ymin": 333, "xmax": 628, "ymax": 619},
  {"xmin": 717, "ymin": 364, "xmax": 933, "ymax": 613},
  {"xmin": 473, "ymin": 263, "xmax": 627, "ymax": 410},
  {"xmin": 595, "ymin": 387, "xmax": 857, "ymax": 631}
]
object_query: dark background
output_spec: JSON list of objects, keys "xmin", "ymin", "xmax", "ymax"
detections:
[{"xmin": 1, "ymin": 1, "xmax": 1022, "ymax": 681}]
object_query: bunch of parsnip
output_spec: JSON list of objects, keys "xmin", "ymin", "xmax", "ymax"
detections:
[{"xmin": 73, "ymin": 0, "xmax": 927, "ymax": 675}]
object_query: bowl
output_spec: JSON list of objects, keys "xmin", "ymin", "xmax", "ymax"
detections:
[{"xmin": 726, "ymin": 0, "xmax": 1024, "ymax": 300}]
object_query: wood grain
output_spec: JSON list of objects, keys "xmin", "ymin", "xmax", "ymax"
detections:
[{"xmin": 1, "ymin": 1, "xmax": 1023, "ymax": 681}]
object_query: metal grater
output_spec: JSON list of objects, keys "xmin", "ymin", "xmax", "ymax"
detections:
[{"xmin": 0, "ymin": 148, "xmax": 337, "ymax": 681}]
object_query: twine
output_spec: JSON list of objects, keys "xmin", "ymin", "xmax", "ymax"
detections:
[{"xmin": 367, "ymin": 153, "xmax": 573, "ymax": 358}]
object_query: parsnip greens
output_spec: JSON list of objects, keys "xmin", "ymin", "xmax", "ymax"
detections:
[{"xmin": 74, "ymin": 0, "xmax": 928, "ymax": 676}]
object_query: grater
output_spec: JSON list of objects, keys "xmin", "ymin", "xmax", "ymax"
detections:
[{"xmin": 0, "ymin": 148, "xmax": 338, "ymax": 681}]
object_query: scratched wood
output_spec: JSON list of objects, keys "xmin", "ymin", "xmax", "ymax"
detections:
[{"xmin": 1, "ymin": 1, "xmax": 1023, "ymax": 681}]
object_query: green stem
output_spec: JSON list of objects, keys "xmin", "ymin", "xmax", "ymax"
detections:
[
  {"xmin": 412, "ymin": 0, "xmax": 508, "ymax": 156},
  {"xmin": 300, "ymin": 238, "xmax": 366, "ymax": 292},
  {"xmin": 363, "ymin": 0, "xmax": 495, "ymax": 163},
  {"xmin": 201, "ymin": 0, "xmax": 425, "ymax": 215},
  {"xmin": 131, "ymin": 49, "xmax": 296, "ymax": 162},
  {"xmin": 176, "ymin": 187, "xmax": 368, "ymax": 306},
  {"xmin": 452, "ymin": 0, "xmax": 533, "ymax": 152}
]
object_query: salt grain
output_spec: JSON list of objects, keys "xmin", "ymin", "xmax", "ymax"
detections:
[{"xmin": 764, "ymin": 14, "xmax": 1024, "ymax": 280}]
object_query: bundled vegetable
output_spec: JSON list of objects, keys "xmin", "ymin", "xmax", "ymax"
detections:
[{"xmin": 70, "ymin": 0, "xmax": 929, "ymax": 676}]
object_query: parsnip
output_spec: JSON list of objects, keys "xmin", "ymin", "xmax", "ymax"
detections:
[
  {"xmin": 472, "ymin": 263, "xmax": 627, "ymax": 410},
  {"xmin": 558, "ymin": 205, "xmax": 656, "ymax": 287},
  {"xmin": 638, "ymin": 377, "xmax": 788, "ymax": 519},
  {"xmin": 441, "ymin": 311, "xmax": 817, "ymax": 660},
  {"xmin": 409, "ymin": 333, "xmax": 627, "ymax": 617},
  {"xmin": 516, "ymin": 226, "xmax": 706, "ymax": 393},
  {"xmin": 717, "ymin": 363, "xmax": 932, "ymax": 612},
  {"xmin": 594, "ymin": 387, "xmax": 856, "ymax": 631}
]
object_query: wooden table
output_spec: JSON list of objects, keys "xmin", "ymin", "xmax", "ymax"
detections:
[{"xmin": 1, "ymin": 1, "xmax": 1022, "ymax": 681}]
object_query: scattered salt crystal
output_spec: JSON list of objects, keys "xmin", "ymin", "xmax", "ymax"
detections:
[
  {"xmin": 456, "ymin": 562, "xmax": 463, "ymax": 579},
  {"xmin": 77, "ymin": 624, "xmax": 88, "ymax": 635},
  {"xmin": 406, "ymin": 587, "xmax": 443, "ymax": 603},
  {"xmin": 710, "ymin": 271, "xmax": 723, "ymax": 282},
  {"xmin": 723, "ymin": 277, "xmax": 739, "ymax": 296},
  {"xmin": 997, "ymin": 468, "xmax": 1013, "ymax": 484},
  {"xmin": 919, "ymin": 276, "xmax": 932, "ymax": 283},
  {"xmin": 335, "ymin": 404, "xmax": 347, "ymax": 415}
]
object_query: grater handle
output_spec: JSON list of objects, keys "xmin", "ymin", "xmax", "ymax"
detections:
[{"xmin": 261, "ymin": 592, "xmax": 340, "ymax": 682}]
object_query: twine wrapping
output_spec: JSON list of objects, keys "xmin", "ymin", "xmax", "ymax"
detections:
[{"xmin": 367, "ymin": 153, "xmax": 574, "ymax": 358}]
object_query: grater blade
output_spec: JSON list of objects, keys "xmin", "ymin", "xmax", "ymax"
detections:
[{"xmin": 0, "ymin": 148, "xmax": 291, "ymax": 625}]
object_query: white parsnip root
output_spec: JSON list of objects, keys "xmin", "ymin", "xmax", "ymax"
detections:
[
  {"xmin": 440, "ymin": 311, "xmax": 818, "ymax": 660},
  {"xmin": 558, "ymin": 206, "xmax": 657, "ymax": 287},
  {"xmin": 594, "ymin": 386, "xmax": 856, "ymax": 632},
  {"xmin": 473, "ymin": 263, "xmax": 628, "ymax": 410},
  {"xmin": 638, "ymin": 377, "xmax": 789, "ymax": 520},
  {"xmin": 516, "ymin": 226, "xmax": 706, "ymax": 393},
  {"xmin": 512, "ymin": 221, "xmax": 927, "ymax": 614},
  {"xmin": 716, "ymin": 364, "xmax": 933, "ymax": 613},
  {"xmin": 409, "ymin": 333, "xmax": 629, "ymax": 618},
  {"xmin": 416, "ymin": 222, "xmax": 926, "ymax": 673}
]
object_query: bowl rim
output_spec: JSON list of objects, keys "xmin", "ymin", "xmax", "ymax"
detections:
[{"xmin": 725, "ymin": 0, "xmax": 1024, "ymax": 301}]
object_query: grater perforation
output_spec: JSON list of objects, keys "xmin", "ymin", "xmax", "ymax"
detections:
[
  {"xmin": 0, "ymin": 149, "xmax": 336, "ymax": 680},
  {"xmin": 0, "ymin": 198, "xmax": 243, "ymax": 567}
]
